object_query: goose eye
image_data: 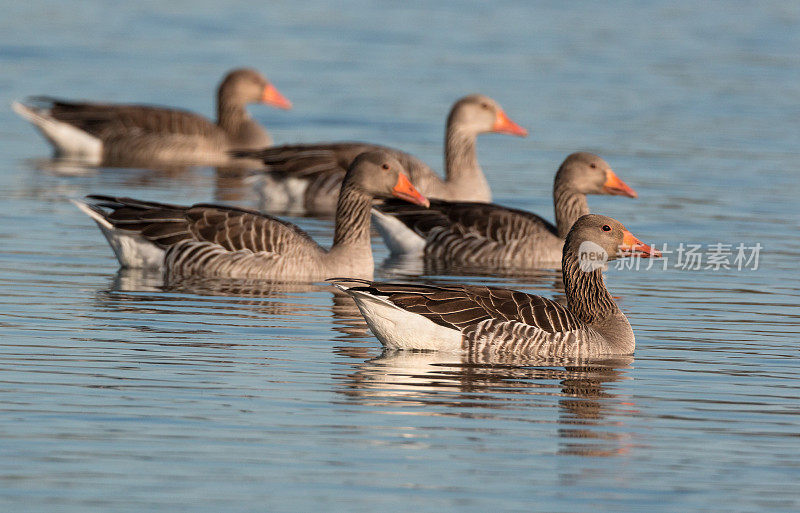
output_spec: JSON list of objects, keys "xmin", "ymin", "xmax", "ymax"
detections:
[
  {"xmin": 602, "ymin": 225, "xmax": 611, "ymax": 232},
  {"xmin": 381, "ymin": 163, "xmax": 390, "ymax": 170},
  {"xmin": 590, "ymin": 163, "xmax": 597, "ymax": 169},
  {"xmin": 480, "ymin": 102, "xmax": 489, "ymax": 109}
]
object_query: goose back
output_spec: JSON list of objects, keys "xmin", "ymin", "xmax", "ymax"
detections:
[
  {"xmin": 239, "ymin": 142, "xmax": 436, "ymax": 214},
  {"xmin": 374, "ymin": 199, "xmax": 564, "ymax": 266},
  {"xmin": 83, "ymin": 195, "xmax": 329, "ymax": 280}
]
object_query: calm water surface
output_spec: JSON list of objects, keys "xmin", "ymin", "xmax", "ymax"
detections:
[{"xmin": 1, "ymin": 1, "xmax": 799, "ymax": 511}]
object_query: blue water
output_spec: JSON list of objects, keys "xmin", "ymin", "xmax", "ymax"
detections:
[{"xmin": 1, "ymin": 1, "xmax": 799, "ymax": 511}]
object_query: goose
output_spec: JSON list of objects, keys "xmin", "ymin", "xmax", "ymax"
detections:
[
  {"xmin": 371, "ymin": 152, "xmax": 637, "ymax": 268},
  {"xmin": 233, "ymin": 94, "xmax": 527, "ymax": 214},
  {"xmin": 12, "ymin": 68, "xmax": 291, "ymax": 166},
  {"xmin": 73, "ymin": 151, "xmax": 428, "ymax": 281},
  {"xmin": 332, "ymin": 214, "xmax": 660, "ymax": 358}
]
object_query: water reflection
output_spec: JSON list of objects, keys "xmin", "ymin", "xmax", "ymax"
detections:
[
  {"xmin": 98, "ymin": 270, "xmax": 635, "ymax": 458},
  {"xmin": 27, "ymin": 156, "xmax": 202, "ymax": 177},
  {"xmin": 111, "ymin": 266, "xmax": 325, "ymax": 295},
  {"xmin": 98, "ymin": 268, "xmax": 369, "ymax": 339},
  {"xmin": 336, "ymin": 350, "xmax": 635, "ymax": 457},
  {"xmin": 25, "ymin": 156, "xmax": 100, "ymax": 177},
  {"xmin": 24, "ymin": 158, "xmax": 264, "ymax": 208},
  {"xmin": 213, "ymin": 165, "xmax": 260, "ymax": 204}
]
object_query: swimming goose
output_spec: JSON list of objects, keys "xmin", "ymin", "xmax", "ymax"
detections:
[
  {"xmin": 13, "ymin": 68, "xmax": 291, "ymax": 166},
  {"xmin": 234, "ymin": 94, "xmax": 527, "ymax": 214},
  {"xmin": 73, "ymin": 151, "xmax": 428, "ymax": 281},
  {"xmin": 333, "ymin": 214, "xmax": 660, "ymax": 357},
  {"xmin": 372, "ymin": 152, "xmax": 637, "ymax": 267}
]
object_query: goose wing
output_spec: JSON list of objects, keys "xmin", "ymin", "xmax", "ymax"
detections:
[
  {"xmin": 31, "ymin": 97, "xmax": 220, "ymax": 139},
  {"xmin": 86, "ymin": 195, "xmax": 323, "ymax": 256},
  {"xmin": 376, "ymin": 199, "xmax": 559, "ymax": 244},
  {"xmin": 339, "ymin": 280, "xmax": 582, "ymax": 335},
  {"xmin": 235, "ymin": 142, "xmax": 435, "ymax": 185}
]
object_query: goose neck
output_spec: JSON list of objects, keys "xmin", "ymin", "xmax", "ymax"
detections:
[
  {"xmin": 444, "ymin": 124, "xmax": 482, "ymax": 185},
  {"xmin": 562, "ymin": 246, "xmax": 618, "ymax": 325},
  {"xmin": 332, "ymin": 184, "xmax": 374, "ymax": 251},
  {"xmin": 553, "ymin": 180, "xmax": 589, "ymax": 239},
  {"xmin": 217, "ymin": 92, "xmax": 250, "ymax": 135}
]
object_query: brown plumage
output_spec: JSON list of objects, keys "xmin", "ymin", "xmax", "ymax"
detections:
[
  {"xmin": 13, "ymin": 68, "xmax": 291, "ymax": 166},
  {"xmin": 345, "ymin": 280, "xmax": 582, "ymax": 333},
  {"xmin": 334, "ymin": 214, "xmax": 661, "ymax": 357},
  {"xmin": 74, "ymin": 150, "xmax": 429, "ymax": 282},
  {"xmin": 235, "ymin": 94, "xmax": 527, "ymax": 214},
  {"xmin": 372, "ymin": 152, "xmax": 638, "ymax": 268}
]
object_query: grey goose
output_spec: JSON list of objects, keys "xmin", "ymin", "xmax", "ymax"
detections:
[
  {"xmin": 13, "ymin": 68, "xmax": 291, "ymax": 166},
  {"xmin": 234, "ymin": 94, "xmax": 527, "ymax": 214},
  {"xmin": 73, "ymin": 151, "xmax": 428, "ymax": 282},
  {"xmin": 372, "ymin": 152, "xmax": 637, "ymax": 268},
  {"xmin": 333, "ymin": 214, "xmax": 660, "ymax": 358}
]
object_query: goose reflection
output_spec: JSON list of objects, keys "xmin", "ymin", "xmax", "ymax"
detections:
[
  {"xmin": 26, "ymin": 156, "xmax": 101, "ymax": 177},
  {"xmin": 25, "ymin": 158, "xmax": 264, "ymax": 209},
  {"xmin": 27, "ymin": 156, "xmax": 204, "ymax": 178},
  {"xmin": 335, "ymin": 350, "xmax": 634, "ymax": 457},
  {"xmin": 101, "ymin": 268, "xmax": 327, "ymax": 313},
  {"xmin": 96, "ymin": 268, "xmax": 369, "ymax": 341},
  {"xmin": 214, "ymin": 165, "xmax": 260, "ymax": 204}
]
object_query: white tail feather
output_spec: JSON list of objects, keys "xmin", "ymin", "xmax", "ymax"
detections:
[
  {"xmin": 12, "ymin": 101, "xmax": 102, "ymax": 162},
  {"xmin": 71, "ymin": 199, "xmax": 113, "ymax": 229},
  {"xmin": 371, "ymin": 209, "xmax": 426, "ymax": 255},
  {"xmin": 72, "ymin": 199, "xmax": 165, "ymax": 269},
  {"xmin": 343, "ymin": 287, "xmax": 462, "ymax": 351}
]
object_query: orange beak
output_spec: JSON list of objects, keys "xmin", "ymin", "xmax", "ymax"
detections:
[
  {"xmin": 492, "ymin": 109, "xmax": 528, "ymax": 137},
  {"xmin": 603, "ymin": 170, "xmax": 638, "ymax": 198},
  {"xmin": 391, "ymin": 173, "xmax": 430, "ymax": 207},
  {"xmin": 621, "ymin": 230, "xmax": 661, "ymax": 258},
  {"xmin": 261, "ymin": 83, "xmax": 292, "ymax": 109}
]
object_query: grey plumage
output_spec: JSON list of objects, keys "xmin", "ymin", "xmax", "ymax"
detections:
[
  {"xmin": 84, "ymin": 195, "xmax": 327, "ymax": 279},
  {"xmin": 237, "ymin": 142, "xmax": 429, "ymax": 213},
  {"xmin": 337, "ymin": 279, "xmax": 602, "ymax": 358},
  {"xmin": 76, "ymin": 151, "xmax": 429, "ymax": 281},
  {"xmin": 14, "ymin": 68, "xmax": 287, "ymax": 166},
  {"xmin": 376, "ymin": 199, "xmax": 563, "ymax": 266},
  {"xmin": 237, "ymin": 95, "xmax": 526, "ymax": 214},
  {"xmin": 335, "ymin": 214, "xmax": 659, "ymax": 357},
  {"xmin": 374, "ymin": 152, "xmax": 638, "ymax": 268}
]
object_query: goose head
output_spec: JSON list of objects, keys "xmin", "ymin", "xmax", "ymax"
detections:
[
  {"xmin": 567, "ymin": 214, "xmax": 660, "ymax": 264},
  {"xmin": 346, "ymin": 151, "xmax": 430, "ymax": 206},
  {"xmin": 218, "ymin": 68, "xmax": 292, "ymax": 109},
  {"xmin": 555, "ymin": 152, "xmax": 637, "ymax": 198},
  {"xmin": 447, "ymin": 94, "xmax": 528, "ymax": 137}
]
